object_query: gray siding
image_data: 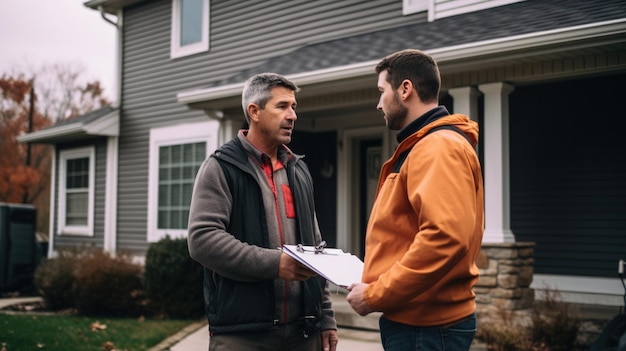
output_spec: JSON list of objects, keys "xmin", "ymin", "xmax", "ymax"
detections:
[
  {"xmin": 116, "ymin": 0, "xmax": 425, "ymax": 252},
  {"xmin": 510, "ymin": 73, "xmax": 626, "ymax": 278}
]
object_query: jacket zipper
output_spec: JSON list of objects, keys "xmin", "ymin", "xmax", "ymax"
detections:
[{"xmin": 268, "ymin": 165, "xmax": 289, "ymax": 323}]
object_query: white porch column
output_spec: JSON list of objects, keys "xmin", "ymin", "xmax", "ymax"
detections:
[
  {"xmin": 217, "ymin": 117, "xmax": 238, "ymax": 146},
  {"xmin": 447, "ymin": 86, "xmax": 480, "ymax": 122},
  {"xmin": 478, "ymin": 82, "xmax": 515, "ymax": 243}
]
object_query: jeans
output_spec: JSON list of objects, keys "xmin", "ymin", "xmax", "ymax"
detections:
[{"xmin": 379, "ymin": 313, "xmax": 477, "ymax": 351}]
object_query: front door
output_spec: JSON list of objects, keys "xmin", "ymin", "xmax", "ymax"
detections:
[{"xmin": 358, "ymin": 139, "xmax": 382, "ymax": 259}]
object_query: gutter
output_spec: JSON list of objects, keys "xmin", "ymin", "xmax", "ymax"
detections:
[
  {"xmin": 83, "ymin": 0, "xmax": 145, "ymax": 15},
  {"xmin": 177, "ymin": 18, "xmax": 626, "ymax": 105}
]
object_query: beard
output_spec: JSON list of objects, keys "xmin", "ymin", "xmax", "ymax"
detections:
[{"xmin": 384, "ymin": 92, "xmax": 408, "ymax": 130}]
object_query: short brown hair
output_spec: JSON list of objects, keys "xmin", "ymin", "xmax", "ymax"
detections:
[{"xmin": 375, "ymin": 49, "xmax": 441, "ymax": 104}]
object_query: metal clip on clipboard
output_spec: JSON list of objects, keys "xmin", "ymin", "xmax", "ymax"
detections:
[
  {"xmin": 283, "ymin": 242, "xmax": 364, "ymax": 288},
  {"xmin": 296, "ymin": 241, "xmax": 327, "ymax": 254}
]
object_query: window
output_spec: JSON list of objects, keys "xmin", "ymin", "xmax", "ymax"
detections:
[
  {"xmin": 147, "ymin": 121, "xmax": 218, "ymax": 242},
  {"xmin": 171, "ymin": 0, "xmax": 210, "ymax": 59},
  {"xmin": 58, "ymin": 147, "xmax": 95, "ymax": 236},
  {"xmin": 403, "ymin": 0, "xmax": 428, "ymax": 15},
  {"xmin": 157, "ymin": 142, "xmax": 205, "ymax": 230}
]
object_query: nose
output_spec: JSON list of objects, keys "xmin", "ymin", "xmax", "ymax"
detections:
[{"xmin": 288, "ymin": 108, "xmax": 297, "ymax": 121}]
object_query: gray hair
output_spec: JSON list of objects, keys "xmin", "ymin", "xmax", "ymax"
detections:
[{"xmin": 241, "ymin": 72, "xmax": 300, "ymax": 123}]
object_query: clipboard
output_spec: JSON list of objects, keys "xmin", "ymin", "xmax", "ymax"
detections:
[{"xmin": 282, "ymin": 242, "xmax": 363, "ymax": 288}]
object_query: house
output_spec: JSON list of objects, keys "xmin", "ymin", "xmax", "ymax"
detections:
[{"xmin": 19, "ymin": 0, "xmax": 626, "ymax": 310}]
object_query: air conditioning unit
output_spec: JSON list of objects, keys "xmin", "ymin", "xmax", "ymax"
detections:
[{"xmin": 0, "ymin": 203, "xmax": 38, "ymax": 292}]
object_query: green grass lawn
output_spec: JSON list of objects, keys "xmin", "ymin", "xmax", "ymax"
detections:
[{"xmin": 0, "ymin": 313, "xmax": 199, "ymax": 351}]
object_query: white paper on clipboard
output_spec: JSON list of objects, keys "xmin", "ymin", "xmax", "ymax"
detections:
[{"xmin": 282, "ymin": 244, "xmax": 364, "ymax": 288}]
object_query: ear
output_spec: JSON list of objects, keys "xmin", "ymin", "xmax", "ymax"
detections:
[
  {"xmin": 399, "ymin": 79, "xmax": 414, "ymax": 101},
  {"xmin": 247, "ymin": 103, "xmax": 261, "ymax": 122}
]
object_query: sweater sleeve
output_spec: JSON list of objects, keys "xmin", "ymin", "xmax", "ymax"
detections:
[
  {"xmin": 321, "ymin": 281, "xmax": 338, "ymax": 330},
  {"xmin": 187, "ymin": 157, "xmax": 282, "ymax": 281}
]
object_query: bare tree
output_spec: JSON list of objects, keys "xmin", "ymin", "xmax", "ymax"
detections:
[
  {"xmin": 0, "ymin": 61, "xmax": 110, "ymax": 235},
  {"xmin": 33, "ymin": 62, "xmax": 110, "ymax": 121},
  {"xmin": 5, "ymin": 61, "xmax": 110, "ymax": 122}
]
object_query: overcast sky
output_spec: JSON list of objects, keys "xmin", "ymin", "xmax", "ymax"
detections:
[{"xmin": 0, "ymin": 0, "xmax": 117, "ymax": 100}]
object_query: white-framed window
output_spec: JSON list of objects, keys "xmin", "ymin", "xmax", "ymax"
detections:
[
  {"xmin": 171, "ymin": 0, "xmax": 210, "ymax": 59},
  {"xmin": 57, "ymin": 147, "xmax": 95, "ymax": 236},
  {"xmin": 147, "ymin": 121, "xmax": 218, "ymax": 242},
  {"xmin": 403, "ymin": 0, "xmax": 429, "ymax": 15}
]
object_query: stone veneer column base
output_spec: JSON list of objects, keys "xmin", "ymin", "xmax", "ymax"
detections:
[{"xmin": 475, "ymin": 242, "xmax": 535, "ymax": 326}]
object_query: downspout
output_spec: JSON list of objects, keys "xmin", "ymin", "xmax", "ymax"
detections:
[
  {"xmin": 98, "ymin": 5, "xmax": 121, "ymax": 105},
  {"xmin": 98, "ymin": 6, "xmax": 118, "ymax": 27}
]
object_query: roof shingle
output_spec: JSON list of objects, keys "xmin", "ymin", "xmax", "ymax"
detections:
[{"xmin": 218, "ymin": 0, "xmax": 626, "ymax": 86}]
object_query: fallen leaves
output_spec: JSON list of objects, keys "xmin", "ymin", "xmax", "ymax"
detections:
[
  {"xmin": 90, "ymin": 321, "xmax": 107, "ymax": 331},
  {"xmin": 102, "ymin": 341, "xmax": 116, "ymax": 351}
]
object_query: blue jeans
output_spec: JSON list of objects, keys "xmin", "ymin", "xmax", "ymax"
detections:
[{"xmin": 379, "ymin": 313, "xmax": 476, "ymax": 351}]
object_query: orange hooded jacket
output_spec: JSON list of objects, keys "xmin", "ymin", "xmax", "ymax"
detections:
[{"xmin": 362, "ymin": 113, "xmax": 485, "ymax": 327}]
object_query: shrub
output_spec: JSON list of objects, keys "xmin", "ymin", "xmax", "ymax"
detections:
[
  {"xmin": 72, "ymin": 249, "xmax": 146, "ymax": 317},
  {"xmin": 477, "ymin": 288, "xmax": 584, "ymax": 351},
  {"xmin": 477, "ymin": 321, "xmax": 528, "ymax": 351},
  {"xmin": 144, "ymin": 236, "xmax": 204, "ymax": 319},
  {"xmin": 33, "ymin": 248, "xmax": 82, "ymax": 310},
  {"xmin": 529, "ymin": 289, "xmax": 581, "ymax": 351}
]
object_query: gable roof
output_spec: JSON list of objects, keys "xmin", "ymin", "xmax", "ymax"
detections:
[
  {"xmin": 18, "ymin": 105, "xmax": 119, "ymax": 144},
  {"xmin": 178, "ymin": 0, "xmax": 626, "ymax": 108}
]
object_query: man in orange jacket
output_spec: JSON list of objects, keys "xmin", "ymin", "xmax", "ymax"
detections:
[{"xmin": 347, "ymin": 49, "xmax": 485, "ymax": 351}]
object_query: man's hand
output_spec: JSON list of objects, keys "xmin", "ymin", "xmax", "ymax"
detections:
[
  {"xmin": 347, "ymin": 282, "xmax": 374, "ymax": 316},
  {"xmin": 321, "ymin": 329, "xmax": 338, "ymax": 351},
  {"xmin": 278, "ymin": 252, "xmax": 316, "ymax": 281}
]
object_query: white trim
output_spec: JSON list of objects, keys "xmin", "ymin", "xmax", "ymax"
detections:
[
  {"xmin": 337, "ymin": 126, "xmax": 391, "ymax": 253},
  {"xmin": 427, "ymin": 0, "xmax": 435, "ymax": 22},
  {"xmin": 532, "ymin": 274, "xmax": 625, "ymax": 306},
  {"xmin": 479, "ymin": 82, "xmax": 515, "ymax": 243},
  {"xmin": 17, "ymin": 109, "xmax": 119, "ymax": 143},
  {"xmin": 84, "ymin": 111, "xmax": 119, "ymax": 136},
  {"xmin": 447, "ymin": 86, "xmax": 480, "ymax": 121},
  {"xmin": 402, "ymin": 0, "xmax": 428, "ymax": 16},
  {"xmin": 147, "ymin": 120, "xmax": 218, "ymax": 242},
  {"xmin": 113, "ymin": 9, "xmax": 123, "ymax": 106},
  {"xmin": 48, "ymin": 150, "xmax": 56, "ymax": 257},
  {"xmin": 57, "ymin": 146, "xmax": 96, "ymax": 236},
  {"xmin": 104, "ymin": 136, "xmax": 118, "ymax": 253},
  {"xmin": 176, "ymin": 19, "xmax": 626, "ymax": 105},
  {"xmin": 433, "ymin": 0, "xmax": 524, "ymax": 21},
  {"xmin": 429, "ymin": 18, "xmax": 626, "ymax": 62},
  {"xmin": 170, "ymin": 0, "xmax": 210, "ymax": 59},
  {"xmin": 18, "ymin": 123, "xmax": 87, "ymax": 142},
  {"xmin": 218, "ymin": 118, "xmax": 238, "ymax": 146}
]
